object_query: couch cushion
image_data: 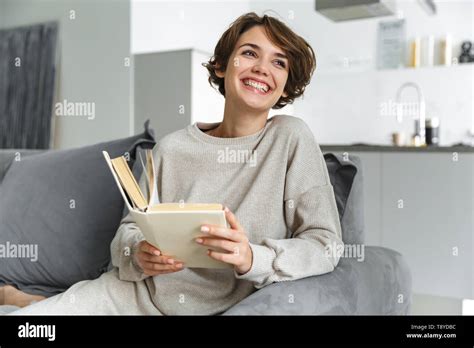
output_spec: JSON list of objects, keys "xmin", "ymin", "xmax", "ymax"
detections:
[
  {"xmin": 0, "ymin": 150, "xmax": 43, "ymax": 185},
  {"xmin": 324, "ymin": 153, "xmax": 365, "ymax": 245},
  {"xmin": 223, "ymin": 246, "xmax": 411, "ymax": 315},
  {"xmin": 0, "ymin": 122, "xmax": 155, "ymax": 297}
]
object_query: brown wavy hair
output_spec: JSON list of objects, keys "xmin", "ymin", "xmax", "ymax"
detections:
[{"xmin": 203, "ymin": 12, "xmax": 316, "ymax": 109}]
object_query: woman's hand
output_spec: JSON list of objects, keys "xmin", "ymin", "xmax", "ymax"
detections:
[
  {"xmin": 195, "ymin": 206, "xmax": 253, "ymax": 275},
  {"xmin": 134, "ymin": 241, "xmax": 184, "ymax": 276}
]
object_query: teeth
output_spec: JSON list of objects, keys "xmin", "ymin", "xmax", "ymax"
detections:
[{"xmin": 243, "ymin": 79, "xmax": 269, "ymax": 93}]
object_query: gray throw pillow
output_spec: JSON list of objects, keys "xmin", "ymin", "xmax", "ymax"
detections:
[
  {"xmin": 0, "ymin": 123, "xmax": 155, "ymax": 297},
  {"xmin": 324, "ymin": 153, "xmax": 365, "ymax": 245}
]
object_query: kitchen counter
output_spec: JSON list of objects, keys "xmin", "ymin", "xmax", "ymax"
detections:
[{"xmin": 320, "ymin": 144, "xmax": 474, "ymax": 153}]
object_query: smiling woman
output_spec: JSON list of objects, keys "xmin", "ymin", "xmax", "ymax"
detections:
[
  {"xmin": 10, "ymin": 11, "xmax": 343, "ymax": 316},
  {"xmin": 198, "ymin": 12, "xmax": 317, "ymax": 139},
  {"xmin": 204, "ymin": 12, "xmax": 316, "ymax": 110}
]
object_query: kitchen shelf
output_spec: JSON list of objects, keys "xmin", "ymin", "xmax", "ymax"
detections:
[{"xmin": 316, "ymin": 62, "xmax": 474, "ymax": 76}]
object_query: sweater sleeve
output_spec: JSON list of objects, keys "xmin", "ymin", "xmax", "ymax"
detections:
[
  {"xmin": 234, "ymin": 119, "xmax": 344, "ymax": 289},
  {"xmin": 110, "ymin": 211, "xmax": 148, "ymax": 282},
  {"xmin": 109, "ymin": 149, "xmax": 157, "ymax": 282}
]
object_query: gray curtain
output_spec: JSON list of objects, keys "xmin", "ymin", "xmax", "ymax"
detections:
[{"xmin": 0, "ymin": 22, "xmax": 58, "ymax": 149}]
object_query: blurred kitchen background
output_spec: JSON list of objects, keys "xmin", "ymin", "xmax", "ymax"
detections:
[{"xmin": 0, "ymin": 0, "xmax": 473, "ymax": 314}]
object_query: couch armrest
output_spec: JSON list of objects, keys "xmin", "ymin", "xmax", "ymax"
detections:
[{"xmin": 223, "ymin": 246, "xmax": 412, "ymax": 315}]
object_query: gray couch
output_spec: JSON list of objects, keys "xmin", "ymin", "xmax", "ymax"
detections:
[{"xmin": 0, "ymin": 149, "xmax": 411, "ymax": 315}]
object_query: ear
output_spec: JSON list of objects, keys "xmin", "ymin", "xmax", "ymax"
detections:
[
  {"xmin": 282, "ymin": 90, "xmax": 288, "ymax": 98},
  {"xmin": 215, "ymin": 64, "xmax": 225, "ymax": 79}
]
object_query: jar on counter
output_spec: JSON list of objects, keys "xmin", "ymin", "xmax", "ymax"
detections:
[{"xmin": 426, "ymin": 117, "xmax": 440, "ymax": 146}]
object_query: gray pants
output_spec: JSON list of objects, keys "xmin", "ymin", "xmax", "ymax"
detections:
[{"xmin": 7, "ymin": 268, "xmax": 163, "ymax": 315}]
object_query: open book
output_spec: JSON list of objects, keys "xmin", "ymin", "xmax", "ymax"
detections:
[{"xmin": 103, "ymin": 150, "xmax": 232, "ymax": 269}]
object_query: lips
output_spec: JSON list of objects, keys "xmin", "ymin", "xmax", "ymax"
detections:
[{"xmin": 240, "ymin": 78, "xmax": 272, "ymax": 95}]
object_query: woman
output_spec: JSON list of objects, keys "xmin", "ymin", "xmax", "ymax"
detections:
[{"xmin": 12, "ymin": 12, "xmax": 343, "ymax": 315}]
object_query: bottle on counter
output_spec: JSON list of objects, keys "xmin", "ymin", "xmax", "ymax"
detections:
[
  {"xmin": 440, "ymin": 34, "xmax": 452, "ymax": 66},
  {"xmin": 410, "ymin": 134, "xmax": 423, "ymax": 147},
  {"xmin": 421, "ymin": 35, "xmax": 434, "ymax": 66},
  {"xmin": 409, "ymin": 36, "xmax": 421, "ymax": 67},
  {"xmin": 391, "ymin": 131, "xmax": 406, "ymax": 146},
  {"xmin": 425, "ymin": 117, "xmax": 440, "ymax": 146}
]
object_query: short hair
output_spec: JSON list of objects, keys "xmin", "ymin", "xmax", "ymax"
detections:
[{"xmin": 203, "ymin": 12, "xmax": 316, "ymax": 109}]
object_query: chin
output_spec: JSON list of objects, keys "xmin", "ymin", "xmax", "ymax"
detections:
[
  {"xmin": 240, "ymin": 99, "xmax": 272, "ymax": 112},
  {"xmin": 237, "ymin": 92, "xmax": 275, "ymax": 111}
]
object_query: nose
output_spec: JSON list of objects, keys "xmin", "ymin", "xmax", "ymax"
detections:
[{"xmin": 251, "ymin": 60, "xmax": 270, "ymax": 76}]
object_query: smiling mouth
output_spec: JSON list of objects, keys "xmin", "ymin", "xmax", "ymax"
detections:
[{"xmin": 240, "ymin": 78, "xmax": 272, "ymax": 95}]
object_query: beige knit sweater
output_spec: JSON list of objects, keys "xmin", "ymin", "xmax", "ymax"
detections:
[{"xmin": 110, "ymin": 114, "xmax": 343, "ymax": 315}]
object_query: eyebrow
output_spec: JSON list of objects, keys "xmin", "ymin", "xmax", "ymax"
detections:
[{"xmin": 238, "ymin": 43, "xmax": 288, "ymax": 59}]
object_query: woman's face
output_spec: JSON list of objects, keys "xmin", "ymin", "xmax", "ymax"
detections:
[{"xmin": 216, "ymin": 25, "xmax": 289, "ymax": 112}]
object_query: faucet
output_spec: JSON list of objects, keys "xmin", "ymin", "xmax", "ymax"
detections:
[{"xmin": 395, "ymin": 82, "xmax": 426, "ymax": 146}]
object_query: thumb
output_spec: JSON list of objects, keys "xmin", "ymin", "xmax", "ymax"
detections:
[{"xmin": 223, "ymin": 206, "xmax": 244, "ymax": 232}]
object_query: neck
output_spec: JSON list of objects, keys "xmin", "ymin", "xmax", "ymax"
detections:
[{"xmin": 211, "ymin": 99, "xmax": 269, "ymax": 138}]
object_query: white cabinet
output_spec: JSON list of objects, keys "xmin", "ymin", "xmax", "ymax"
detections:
[
  {"xmin": 351, "ymin": 152, "xmax": 383, "ymax": 246},
  {"xmin": 381, "ymin": 153, "xmax": 473, "ymax": 299},
  {"xmin": 321, "ymin": 148, "xmax": 474, "ymax": 299},
  {"xmin": 133, "ymin": 49, "xmax": 225, "ymax": 140}
]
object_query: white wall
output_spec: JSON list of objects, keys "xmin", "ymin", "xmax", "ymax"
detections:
[
  {"xmin": 132, "ymin": 0, "xmax": 250, "ymax": 54},
  {"xmin": 2, "ymin": 0, "xmax": 132, "ymax": 149},
  {"xmin": 248, "ymin": 0, "xmax": 474, "ymax": 145}
]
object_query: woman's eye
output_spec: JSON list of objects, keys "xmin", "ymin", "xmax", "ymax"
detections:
[
  {"xmin": 242, "ymin": 50, "xmax": 256, "ymax": 57},
  {"xmin": 275, "ymin": 60, "xmax": 286, "ymax": 68},
  {"xmin": 242, "ymin": 50, "xmax": 286, "ymax": 68}
]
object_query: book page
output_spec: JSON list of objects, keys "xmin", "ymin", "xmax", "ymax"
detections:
[
  {"xmin": 138, "ymin": 151, "xmax": 151, "ymax": 204},
  {"xmin": 147, "ymin": 149, "xmax": 160, "ymax": 206},
  {"xmin": 110, "ymin": 156, "xmax": 148, "ymax": 211}
]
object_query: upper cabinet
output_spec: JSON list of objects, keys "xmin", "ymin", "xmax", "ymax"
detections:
[{"xmin": 133, "ymin": 49, "xmax": 225, "ymax": 141}]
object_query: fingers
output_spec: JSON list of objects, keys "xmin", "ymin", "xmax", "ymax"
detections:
[
  {"xmin": 223, "ymin": 206, "xmax": 244, "ymax": 231},
  {"xmin": 140, "ymin": 241, "xmax": 161, "ymax": 256},
  {"xmin": 141, "ymin": 253, "xmax": 182, "ymax": 265},
  {"xmin": 200, "ymin": 207, "xmax": 247, "ymax": 243},
  {"xmin": 207, "ymin": 249, "xmax": 236, "ymax": 265},
  {"xmin": 195, "ymin": 236, "xmax": 238, "ymax": 254},
  {"xmin": 142, "ymin": 261, "xmax": 183, "ymax": 271},
  {"xmin": 200, "ymin": 225, "xmax": 248, "ymax": 243},
  {"xmin": 141, "ymin": 261, "xmax": 184, "ymax": 274},
  {"xmin": 137, "ymin": 241, "xmax": 185, "ymax": 275}
]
